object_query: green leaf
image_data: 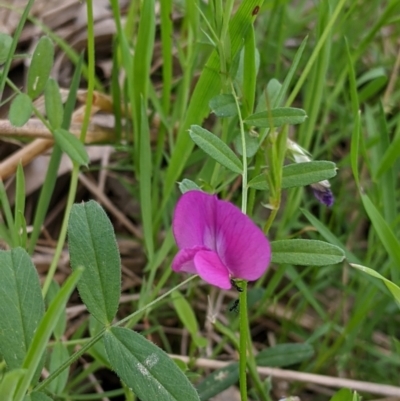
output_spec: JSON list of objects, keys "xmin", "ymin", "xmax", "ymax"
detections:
[
  {"xmin": 68, "ymin": 200, "xmax": 121, "ymax": 324},
  {"xmin": 178, "ymin": 179, "xmax": 201, "ymax": 193},
  {"xmin": 374, "ymin": 102, "xmax": 396, "ymax": 226},
  {"xmin": 0, "ymin": 369, "xmax": 26, "ymax": 401},
  {"xmin": 172, "ymin": 290, "xmax": 206, "ymax": 348},
  {"xmin": 360, "ymin": 193, "xmax": 400, "ymax": 271},
  {"xmin": 357, "ymin": 67, "xmax": 386, "ymax": 86},
  {"xmin": 271, "ymin": 239, "xmax": 345, "ymax": 266},
  {"xmin": 104, "ymin": 327, "xmax": 200, "ymax": 401},
  {"xmin": 282, "ymin": 161, "xmax": 337, "ymax": 188},
  {"xmin": 196, "ymin": 363, "xmax": 239, "ymax": 401},
  {"xmin": 376, "ymin": 136, "xmax": 400, "ymax": 179},
  {"xmin": 173, "ymin": 358, "xmax": 188, "ymax": 372},
  {"xmin": 276, "ymin": 36, "xmax": 308, "ymax": 107},
  {"xmin": 351, "ymin": 263, "xmax": 400, "ymax": 308},
  {"xmin": 45, "ymin": 78, "xmax": 64, "ymax": 129},
  {"xmin": 47, "ymin": 342, "xmax": 69, "ymax": 395},
  {"xmin": 256, "ymin": 343, "xmax": 314, "ymax": 367},
  {"xmin": 27, "ymin": 36, "xmax": 54, "ymax": 99},
  {"xmin": 358, "ymin": 75, "xmax": 387, "ymax": 103},
  {"xmin": 244, "ymin": 107, "xmax": 307, "ymax": 127},
  {"xmin": 248, "ymin": 161, "xmax": 336, "ymax": 191},
  {"xmin": 0, "ymin": 224, "xmax": 13, "ymax": 247},
  {"xmin": 14, "ymin": 163, "xmax": 27, "ymax": 248},
  {"xmin": 29, "ymin": 392, "xmax": 54, "ymax": 401},
  {"xmin": 241, "ymin": 27, "xmax": 258, "ymax": 116},
  {"xmin": 189, "ymin": 125, "xmax": 243, "ymax": 174},
  {"xmin": 0, "ymin": 0, "xmax": 35, "ymax": 104},
  {"xmin": 0, "ymin": 180, "xmax": 18, "ymax": 246},
  {"xmin": 139, "ymin": 98, "xmax": 154, "ymax": 260},
  {"xmin": 132, "ymin": 0, "xmax": 155, "ymax": 131},
  {"xmin": 45, "ymin": 281, "xmax": 66, "ymax": 339},
  {"xmin": 247, "ymin": 173, "xmax": 269, "ymax": 190},
  {"xmin": 172, "ymin": 291, "xmax": 199, "ymax": 335},
  {"xmin": 262, "ymin": 79, "xmax": 282, "ymax": 109},
  {"xmin": 209, "ymin": 94, "xmax": 237, "ymax": 117},
  {"xmin": 53, "ymin": 128, "xmax": 89, "ymax": 166},
  {"xmin": 346, "ymin": 37, "xmax": 361, "ymax": 188},
  {"xmin": 129, "ymin": 0, "xmax": 155, "ymax": 172},
  {"xmin": 0, "ymin": 33, "xmax": 13, "ymax": 64},
  {"xmin": 88, "ymin": 315, "xmax": 110, "ymax": 367},
  {"xmin": 301, "ymin": 208, "xmax": 361, "ymax": 264},
  {"xmin": 9, "ymin": 93, "xmax": 32, "ymax": 127},
  {"xmin": 0, "ymin": 248, "xmax": 44, "ymax": 369},
  {"xmin": 14, "ymin": 268, "xmax": 82, "ymax": 401},
  {"xmin": 357, "ymin": 67, "xmax": 387, "ymax": 103},
  {"xmin": 233, "ymin": 132, "xmax": 259, "ymax": 158},
  {"xmin": 329, "ymin": 388, "xmax": 354, "ymax": 401}
]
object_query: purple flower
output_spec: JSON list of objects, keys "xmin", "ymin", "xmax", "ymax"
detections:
[
  {"xmin": 311, "ymin": 183, "xmax": 334, "ymax": 207},
  {"xmin": 172, "ymin": 190, "xmax": 271, "ymax": 290}
]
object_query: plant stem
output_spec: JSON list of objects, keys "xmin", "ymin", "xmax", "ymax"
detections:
[
  {"xmin": 232, "ymin": 82, "xmax": 253, "ymax": 401},
  {"xmin": 232, "ymin": 83, "xmax": 248, "ymax": 214},
  {"xmin": 239, "ymin": 280, "xmax": 249, "ymax": 401},
  {"xmin": 35, "ymin": 275, "xmax": 197, "ymax": 392}
]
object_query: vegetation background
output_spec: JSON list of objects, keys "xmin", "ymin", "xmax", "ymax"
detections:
[{"xmin": 0, "ymin": 0, "xmax": 400, "ymax": 400}]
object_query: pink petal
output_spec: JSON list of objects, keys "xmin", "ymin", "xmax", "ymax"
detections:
[
  {"xmin": 214, "ymin": 198, "xmax": 271, "ymax": 281},
  {"xmin": 194, "ymin": 250, "xmax": 231, "ymax": 289},
  {"xmin": 172, "ymin": 246, "xmax": 208, "ymax": 274},
  {"xmin": 172, "ymin": 190, "xmax": 271, "ymax": 285},
  {"xmin": 173, "ymin": 190, "xmax": 218, "ymax": 249}
]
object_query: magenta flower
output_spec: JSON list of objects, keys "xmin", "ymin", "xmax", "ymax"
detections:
[{"xmin": 172, "ymin": 190, "xmax": 271, "ymax": 290}]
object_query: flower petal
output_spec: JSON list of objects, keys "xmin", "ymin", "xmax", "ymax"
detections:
[
  {"xmin": 311, "ymin": 184, "xmax": 334, "ymax": 207},
  {"xmin": 172, "ymin": 246, "xmax": 208, "ymax": 274},
  {"xmin": 194, "ymin": 250, "xmax": 231, "ymax": 289},
  {"xmin": 172, "ymin": 190, "xmax": 218, "ymax": 249},
  {"xmin": 172, "ymin": 190, "xmax": 271, "ymax": 284},
  {"xmin": 214, "ymin": 198, "xmax": 271, "ymax": 281}
]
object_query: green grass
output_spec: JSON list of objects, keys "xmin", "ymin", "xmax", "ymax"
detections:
[{"xmin": 1, "ymin": 0, "xmax": 400, "ymax": 400}]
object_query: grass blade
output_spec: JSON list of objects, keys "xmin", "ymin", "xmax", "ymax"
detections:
[{"xmin": 14, "ymin": 268, "xmax": 82, "ymax": 401}]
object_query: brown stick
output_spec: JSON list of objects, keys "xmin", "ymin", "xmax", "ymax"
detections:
[
  {"xmin": 0, "ymin": 138, "xmax": 53, "ymax": 180},
  {"xmin": 170, "ymin": 355, "xmax": 400, "ymax": 398},
  {"xmin": 0, "ymin": 119, "xmax": 115, "ymax": 180}
]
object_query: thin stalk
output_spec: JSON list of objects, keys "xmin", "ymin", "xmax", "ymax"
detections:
[
  {"xmin": 245, "ymin": 321, "xmax": 269, "ymax": 401},
  {"xmin": 232, "ymin": 83, "xmax": 248, "ymax": 213},
  {"xmin": 34, "ymin": 275, "xmax": 197, "ymax": 392},
  {"xmin": 233, "ymin": 80, "xmax": 270, "ymax": 401},
  {"xmin": 239, "ymin": 281, "xmax": 249, "ymax": 401},
  {"xmin": 232, "ymin": 82, "xmax": 253, "ymax": 401}
]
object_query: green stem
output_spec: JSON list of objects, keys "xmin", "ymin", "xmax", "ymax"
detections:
[
  {"xmin": 239, "ymin": 280, "xmax": 249, "ymax": 401},
  {"xmin": 34, "ymin": 275, "xmax": 197, "ymax": 392},
  {"xmin": 232, "ymin": 81, "xmax": 268, "ymax": 400},
  {"xmin": 232, "ymin": 83, "xmax": 248, "ymax": 214},
  {"xmin": 232, "ymin": 82, "xmax": 254, "ymax": 401},
  {"xmin": 263, "ymin": 206, "xmax": 279, "ymax": 234},
  {"xmin": 246, "ymin": 325, "xmax": 269, "ymax": 401}
]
